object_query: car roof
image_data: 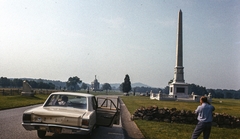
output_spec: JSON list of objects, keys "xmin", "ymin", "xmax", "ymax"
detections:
[{"xmin": 51, "ymin": 92, "xmax": 94, "ymax": 97}]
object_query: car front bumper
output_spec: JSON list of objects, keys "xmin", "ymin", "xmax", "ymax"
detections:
[{"xmin": 22, "ymin": 122, "xmax": 91, "ymax": 135}]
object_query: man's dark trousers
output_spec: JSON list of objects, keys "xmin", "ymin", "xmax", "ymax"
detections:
[{"xmin": 192, "ymin": 121, "xmax": 212, "ymax": 139}]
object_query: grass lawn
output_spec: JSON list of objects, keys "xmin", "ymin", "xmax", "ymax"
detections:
[
  {"xmin": 0, "ymin": 94, "xmax": 49, "ymax": 110},
  {"xmin": 1, "ymin": 92, "xmax": 239, "ymax": 138},
  {"xmin": 121, "ymin": 96, "xmax": 240, "ymax": 139}
]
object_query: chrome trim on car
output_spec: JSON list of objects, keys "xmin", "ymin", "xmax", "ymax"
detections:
[{"xmin": 22, "ymin": 122, "xmax": 90, "ymax": 133}]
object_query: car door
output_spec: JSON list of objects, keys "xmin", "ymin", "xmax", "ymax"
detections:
[{"xmin": 96, "ymin": 96, "xmax": 120, "ymax": 127}]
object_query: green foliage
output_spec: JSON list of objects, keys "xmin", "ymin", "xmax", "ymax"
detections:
[
  {"xmin": 121, "ymin": 96, "xmax": 240, "ymax": 139},
  {"xmin": 101, "ymin": 83, "xmax": 112, "ymax": 91},
  {"xmin": 12, "ymin": 79, "xmax": 23, "ymax": 87},
  {"xmin": 188, "ymin": 84, "xmax": 208, "ymax": 96},
  {"xmin": 81, "ymin": 82, "xmax": 88, "ymax": 90},
  {"xmin": 0, "ymin": 77, "xmax": 55, "ymax": 89},
  {"xmin": 28, "ymin": 80, "xmax": 55, "ymax": 89},
  {"xmin": 122, "ymin": 96, "xmax": 197, "ymax": 113},
  {"xmin": 122, "ymin": 74, "xmax": 131, "ymax": 93},
  {"xmin": 135, "ymin": 120, "xmax": 240, "ymax": 139},
  {"xmin": 66, "ymin": 76, "xmax": 82, "ymax": 91},
  {"xmin": 209, "ymin": 89, "xmax": 240, "ymax": 99},
  {"xmin": 0, "ymin": 77, "xmax": 10, "ymax": 87}
]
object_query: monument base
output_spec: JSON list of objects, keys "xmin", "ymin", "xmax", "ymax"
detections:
[
  {"xmin": 174, "ymin": 93, "xmax": 189, "ymax": 98},
  {"xmin": 169, "ymin": 82, "xmax": 188, "ymax": 98}
]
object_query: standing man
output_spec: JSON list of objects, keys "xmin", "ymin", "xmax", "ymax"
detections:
[{"xmin": 191, "ymin": 96, "xmax": 215, "ymax": 139}]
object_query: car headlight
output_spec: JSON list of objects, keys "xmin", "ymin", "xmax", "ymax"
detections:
[
  {"xmin": 82, "ymin": 119, "xmax": 89, "ymax": 127},
  {"xmin": 23, "ymin": 114, "xmax": 31, "ymax": 123}
]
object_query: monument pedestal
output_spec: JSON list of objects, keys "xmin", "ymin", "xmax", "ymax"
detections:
[{"xmin": 169, "ymin": 82, "xmax": 189, "ymax": 98}]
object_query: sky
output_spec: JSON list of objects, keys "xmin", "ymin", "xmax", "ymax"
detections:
[{"xmin": 0, "ymin": 0, "xmax": 239, "ymax": 90}]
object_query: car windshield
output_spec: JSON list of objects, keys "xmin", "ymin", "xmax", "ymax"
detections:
[{"xmin": 45, "ymin": 94, "xmax": 87, "ymax": 109}]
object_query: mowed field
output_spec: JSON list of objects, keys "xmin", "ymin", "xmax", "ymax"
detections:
[
  {"xmin": 121, "ymin": 96, "xmax": 240, "ymax": 139},
  {"xmin": 1, "ymin": 90, "xmax": 240, "ymax": 139},
  {"xmin": 0, "ymin": 88, "xmax": 56, "ymax": 110}
]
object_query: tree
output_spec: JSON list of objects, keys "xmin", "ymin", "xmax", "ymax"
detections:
[
  {"xmin": 122, "ymin": 74, "xmax": 131, "ymax": 94},
  {"xmin": 225, "ymin": 92, "xmax": 233, "ymax": 98},
  {"xmin": 0, "ymin": 77, "xmax": 10, "ymax": 88},
  {"xmin": 119, "ymin": 83, "xmax": 123, "ymax": 91},
  {"xmin": 66, "ymin": 76, "xmax": 82, "ymax": 91},
  {"xmin": 215, "ymin": 92, "xmax": 224, "ymax": 98},
  {"xmin": 163, "ymin": 86, "xmax": 169, "ymax": 94},
  {"xmin": 102, "ymin": 83, "xmax": 112, "ymax": 92},
  {"xmin": 48, "ymin": 83, "xmax": 55, "ymax": 89},
  {"xmin": 81, "ymin": 83, "xmax": 88, "ymax": 90},
  {"xmin": 207, "ymin": 89, "xmax": 216, "ymax": 98},
  {"xmin": 28, "ymin": 80, "xmax": 38, "ymax": 88},
  {"xmin": 188, "ymin": 84, "xmax": 207, "ymax": 95},
  {"xmin": 12, "ymin": 79, "xmax": 23, "ymax": 88}
]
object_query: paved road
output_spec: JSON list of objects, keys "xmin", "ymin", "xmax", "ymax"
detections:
[{"xmin": 0, "ymin": 95, "xmax": 124, "ymax": 139}]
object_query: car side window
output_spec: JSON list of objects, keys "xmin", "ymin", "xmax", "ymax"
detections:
[
  {"xmin": 92, "ymin": 97, "xmax": 97, "ymax": 110},
  {"xmin": 46, "ymin": 95, "xmax": 58, "ymax": 106}
]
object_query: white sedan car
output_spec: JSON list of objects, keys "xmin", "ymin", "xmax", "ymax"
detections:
[{"xmin": 22, "ymin": 92, "xmax": 120, "ymax": 138}]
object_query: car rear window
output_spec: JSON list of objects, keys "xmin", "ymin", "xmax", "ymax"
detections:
[{"xmin": 45, "ymin": 94, "xmax": 87, "ymax": 109}]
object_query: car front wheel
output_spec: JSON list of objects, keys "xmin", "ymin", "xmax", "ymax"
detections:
[
  {"xmin": 37, "ymin": 130, "xmax": 46, "ymax": 138},
  {"xmin": 85, "ymin": 133, "xmax": 92, "ymax": 139}
]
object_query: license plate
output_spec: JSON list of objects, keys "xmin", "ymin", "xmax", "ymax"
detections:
[
  {"xmin": 49, "ymin": 127, "xmax": 62, "ymax": 134},
  {"xmin": 62, "ymin": 128, "xmax": 72, "ymax": 134},
  {"xmin": 39, "ymin": 126, "xmax": 47, "ymax": 130}
]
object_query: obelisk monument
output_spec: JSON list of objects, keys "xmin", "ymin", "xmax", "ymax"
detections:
[{"xmin": 169, "ymin": 10, "xmax": 188, "ymax": 98}]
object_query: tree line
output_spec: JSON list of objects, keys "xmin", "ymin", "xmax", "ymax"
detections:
[
  {"xmin": 0, "ymin": 75, "xmax": 132, "ymax": 93},
  {"xmin": 188, "ymin": 84, "xmax": 240, "ymax": 99},
  {"xmin": 2, "ymin": 76, "xmax": 238, "ymax": 98},
  {"xmin": 0, "ymin": 77, "xmax": 55, "ymax": 89},
  {"xmin": 66, "ymin": 76, "xmax": 105, "ymax": 91},
  {"xmin": 207, "ymin": 88, "xmax": 240, "ymax": 99},
  {"xmin": 160, "ymin": 83, "xmax": 240, "ymax": 99},
  {"xmin": 133, "ymin": 86, "xmax": 162, "ymax": 94},
  {"xmin": 67, "ymin": 75, "xmax": 132, "ymax": 93}
]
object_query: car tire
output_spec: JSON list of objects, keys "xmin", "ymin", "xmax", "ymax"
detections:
[
  {"xmin": 85, "ymin": 133, "xmax": 91, "ymax": 139},
  {"xmin": 85, "ymin": 126, "xmax": 94, "ymax": 139},
  {"xmin": 37, "ymin": 130, "xmax": 46, "ymax": 138}
]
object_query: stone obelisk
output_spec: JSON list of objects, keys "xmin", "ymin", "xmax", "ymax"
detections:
[
  {"xmin": 174, "ymin": 9, "xmax": 184, "ymax": 83},
  {"xmin": 169, "ymin": 10, "xmax": 188, "ymax": 98}
]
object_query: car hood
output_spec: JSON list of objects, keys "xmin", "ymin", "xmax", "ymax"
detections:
[{"xmin": 26, "ymin": 106, "xmax": 87, "ymax": 126}]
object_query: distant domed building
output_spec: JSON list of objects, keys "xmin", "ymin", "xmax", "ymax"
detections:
[{"xmin": 91, "ymin": 75, "xmax": 100, "ymax": 91}]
